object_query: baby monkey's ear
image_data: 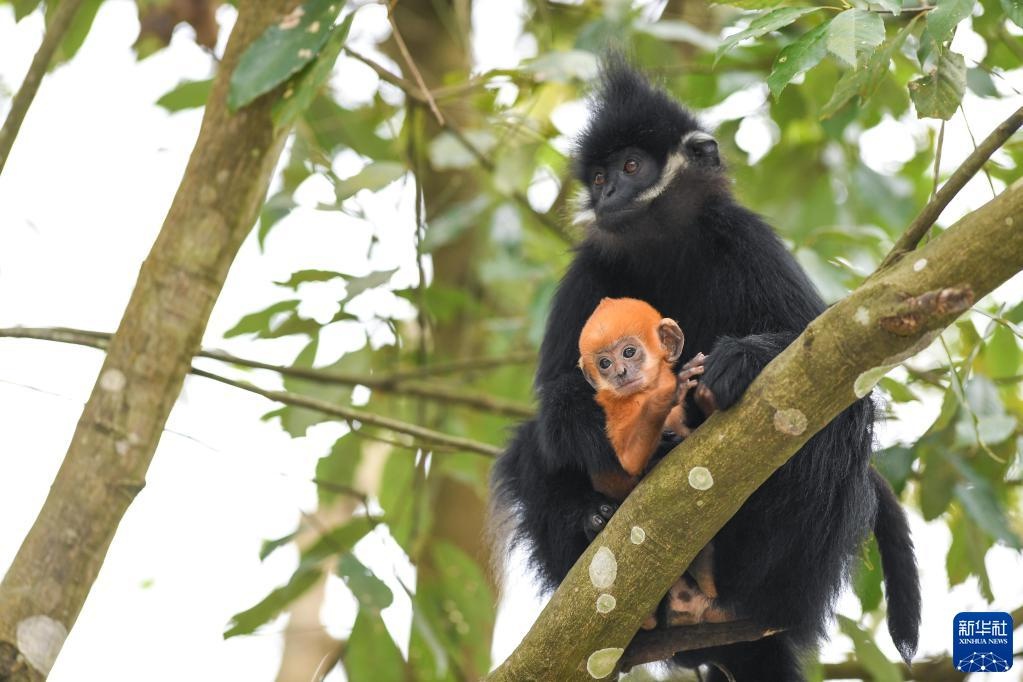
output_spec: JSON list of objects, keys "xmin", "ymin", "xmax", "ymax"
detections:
[
  {"xmin": 657, "ymin": 319, "xmax": 685, "ymax": 363},
  {"xmin": 578, "ymin": 356, "xmax": 599, "ymax": 389}
]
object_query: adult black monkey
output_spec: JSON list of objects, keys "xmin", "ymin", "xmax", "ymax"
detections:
[{"xmin": 489, "ymin": 59, "xmax": 921, "ymax": 680}]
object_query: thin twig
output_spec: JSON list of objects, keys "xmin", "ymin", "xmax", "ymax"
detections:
[
  {"xmin": 0, "ymin": 326, "xmax": 535, "ymax": 418},
  {"xmin": 931, "ymin": 121, "xmax": 946, "ymax": 201},
  {"xmin": 0, "ymin": 0, "xmax": 86, "ymax": 176},
  {"xmin": 960, "ymin": 104, "xmax": 997, "ymax": 199},
  {"xmin": 876, "ymin": 105, "xmax": 1023, "ymax": 271},
  {"xmin": 385, "ymin": 11, "xmax": 444, "ymax": 126},
  {"xmin": 191, "ymin": 368, "xmax": 501, "ymax": 457}
]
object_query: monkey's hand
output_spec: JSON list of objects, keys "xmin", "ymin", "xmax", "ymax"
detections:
[
  {"xmin": 582, "ymin": 495, "xmax": 619, "ymax": 542},
  {"xmin": 674, "ymin": 352, "xmax": 706, "ymax": 403}
]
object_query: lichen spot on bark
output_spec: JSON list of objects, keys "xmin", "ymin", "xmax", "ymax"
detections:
[
  {"xmin": 279, "ymin": 6, "xmax": 304, "ymax": 29},
  {"xmin": 586, "ymin": 647, "xmax": 624, "ymax": 679},
  {"xmin": 115, "ymin": 440, "xmax": 130, "ymax": 456},
  {"xmin": 199, "ymin": 185, "xmax": 217, "ymax": 205},
  {"xmin": 773, "ymin": 408, "xmax": 807, "ymax": 436},
  {"xmin": 630, "ymin": 526, "xmax": 646, "ymax": 544},
  {"xmin": 688, "ymin": 466, "xmax": 713, "ymax": 490},
  {"xmin": 308, "ymin": 20, "xmax": 321, "ymax": 32},
  {"xmin": 596, "ymin": 593, "xmax": 617, "ymax": 613},
  {"xmin": 99, "ymin": 368, "xmax": 126, "ymax": 392},
  {"xmin": 589, "ymin": 546, "xmax": 617, "ymax": 589},
  {"xmin": 17, "ymin": 615, "xmax": 67, "ymax": 676},
  {"xmin": 913, "ymin": 258, "xmax": 928, "ymax": 272},
  {"xmin": 855, "ymin": 306, "xmax": 870, "ymax": 326},
  {"xmin": 216, "ymin": 169, "xmax": 230, "ymax": 184}
]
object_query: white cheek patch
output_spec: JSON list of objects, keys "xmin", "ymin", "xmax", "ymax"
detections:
[{"xmin": 636, "ymin": 148, "xmax": 687, "ymax": 204}]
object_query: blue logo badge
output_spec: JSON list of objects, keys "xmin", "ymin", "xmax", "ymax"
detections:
[{"xmin": 953, "ymin": 612, "xmax": 1013, "ymax": 672}]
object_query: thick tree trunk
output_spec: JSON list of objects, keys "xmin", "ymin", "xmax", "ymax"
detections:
[{"xmin": 0, "ymin": 2, "xmax": 297, "ymax": 679}]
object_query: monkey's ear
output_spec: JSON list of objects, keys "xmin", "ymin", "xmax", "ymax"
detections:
[
  {"xmin": 685, "ymin": 132, "xmax": 719, "ymax": 167},
  {"xmin": 657, "ymin": 319, "xmax": 685, "ymax": 362},
  {"xmin": 578, "ymin": 357, "xmax": 600, "ymax": 389}
]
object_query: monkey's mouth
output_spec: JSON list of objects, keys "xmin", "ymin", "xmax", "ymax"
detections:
[{"xmin": 614, "ymin": 377, "xmax": 644, "ymax": 393}]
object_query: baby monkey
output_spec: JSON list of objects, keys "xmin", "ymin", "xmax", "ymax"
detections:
[{"xmin": 578, "ymin": 297, "xmax": 728, "ymax": 627}]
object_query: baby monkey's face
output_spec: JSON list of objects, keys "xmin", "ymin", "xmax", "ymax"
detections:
[{"xmin": 591, "ymin": 335, "xmax": 655, "ymax": 396}]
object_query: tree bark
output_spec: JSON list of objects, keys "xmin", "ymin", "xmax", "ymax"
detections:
[
  {"xmin": 486, "ymin": 179, "xmax": 1023, "ymax": 680},
  {"xmin": 0, "ymin": 2, "xmax": 297, "ymax": 679}
]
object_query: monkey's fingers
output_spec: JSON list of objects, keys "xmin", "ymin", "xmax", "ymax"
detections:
[{"xmin": 680, "ymin": 351, "xmax": 707, "ymax": 371}]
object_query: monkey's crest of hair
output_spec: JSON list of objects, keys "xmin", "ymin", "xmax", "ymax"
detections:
[
  {"xmin": 578, "ymin": 297, "xmax": 664, "ymax": 356},
  {"xmin": 573, "ymin": 55, "xmax": 704, "ymax": 183}
]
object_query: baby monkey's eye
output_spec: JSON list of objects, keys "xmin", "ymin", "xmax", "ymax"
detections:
[
  {"xmin": 623, "ymin": 346, "xmax": 636, "ymax": 358},
  {"xmin": 623, "ymin": 159, "xmax": 639, "ymax": 174},
  {"xmin": 599, "ymin": 358, "xmax": 612, "ymax": 369},
  {"xmin": 593, "ymin": 171, "xmax": 606, "ymax": 186}
]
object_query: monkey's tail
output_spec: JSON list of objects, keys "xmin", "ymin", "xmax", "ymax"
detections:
[{"xmin": 870, "ymin": 467, "xmax": 921, "ymax": 665}]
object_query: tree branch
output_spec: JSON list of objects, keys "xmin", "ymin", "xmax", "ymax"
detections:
[
  {"xmin": 620, "ymin": 621, "xmax": 776, "ymax": 671},
  {"xmin": 487, "ymin": 177, "xmax": 1023, "ymax": 680},
  {"xmin": 191, "ymin": 368, "xmax": 502, "ymax": 457},
  {"xmin": 0, "ymin": 0, "xmax": 87, "ymax": 177},
  {"xmin": 877, "ymin": 105, "xmax": 1023, "ymax": 271},
  {"xmin": 0, "ymin": 326, "xmax": 535, "ymax": 418}
]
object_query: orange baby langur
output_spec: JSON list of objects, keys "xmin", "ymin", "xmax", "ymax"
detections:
[{"xmin": 578, "ymin": 297, "xmax": 700, "ymax": 497}]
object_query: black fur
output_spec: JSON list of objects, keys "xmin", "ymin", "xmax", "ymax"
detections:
[{"xmin": 489, "ymin": 60, "xmax": 920, "ymax": 680}]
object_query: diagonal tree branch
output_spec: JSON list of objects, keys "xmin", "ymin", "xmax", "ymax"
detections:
[
  {"xmin": 877, "ymin": 105, "xmax": 1023, "ymax": 271},
  {"xmin": 0, "ymin": 326, "xmax": 535, "ymax": 418},
  {"xmin": 0, "ymin": 0, "xmax": 87, "ymax": 177},
  {"xmin": 486, "ymin": 176, "xmax": 1023, "ymax": 679}
]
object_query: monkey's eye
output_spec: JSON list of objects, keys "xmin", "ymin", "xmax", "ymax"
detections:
[
  {"xmin": 623, "ymin": 346, "xmax": 636, "ymax": 358},
  {"xmin": 623, "ymin": 159, "xmax": 639, "ymax": 174},
  {"xmin": 593, "ymin": 171, "xmax": 605, "ymax": 186},
  {"xmin": 599, "ymin": 358, "xmax": 612, "ymax": 370}
]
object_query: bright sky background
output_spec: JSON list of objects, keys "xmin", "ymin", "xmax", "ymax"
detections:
[{"xmin": 1, "ymin": 2, "xmax": 1022, "ymax": 681}]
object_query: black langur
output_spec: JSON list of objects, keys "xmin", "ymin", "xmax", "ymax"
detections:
[{"xmin": 489, "ymin": 59, "xmax": 920, "ymax": 681}]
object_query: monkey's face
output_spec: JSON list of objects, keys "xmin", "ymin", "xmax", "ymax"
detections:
[
  {"xmin": 586, "ymin": 335, "xmax": 654, "ymax": 396},
  {"xmin": 580, "ymin": 133, "xmax": 720, "ymax": 232}
]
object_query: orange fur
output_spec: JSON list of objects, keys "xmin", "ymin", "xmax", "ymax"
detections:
[{"xmin": 578, "ymin": 298, "xmax": 682, "ymax": 498}]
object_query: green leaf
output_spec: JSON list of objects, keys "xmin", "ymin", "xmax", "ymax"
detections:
[
  {"xmin": 925, "ymin": 0, "xmax": 975, "ymax": 43},
  {"xmin": 302, "ymin": 522, "xmax": 374, "ymax": 566},
  {"xmin": 333, "ymin": 162, "xmax": 407, "ymax": 202},
  {"xmin": 223, "ymin": 299, "xmax": 300, "ymax": 337},
  {"xmin": 946, "ymin": 509, "xmax": 996, "ymax": 599},
  {"xmin": 259, "ymin": 531, "xmax": 298, "ymax": 561},
  {"xmin": 337, "ymin": 553, "xmax": 394, "ymax": 610},
  {"xmin": 258, "ymin": 191, "xmax": 299, "ymax": 249},
  {"xmin": 966, "ymin": 67, "xmax": 999, "ymax": 97},
  {"xmin": 984, "ymin": 325, "xmax": 1020, "ymax": 377},
  {"xmin": 273, "ymin": 12, "xmax": 355, "ymax": 127},
  {"xmin": 909, "ymin": 49, "xmax": 966, "ymax": 120},
  {"xmin": 819, "ymin": 19, "xmax": 916, "ymax": 118},
  {"xmin": 955, "ymin": 481, "xmax": 1022, "ymax": 547},
  {"xmin": 156, "ymin": 79, "xmax": 213, "ymax": 112},
  {"xmin": 826, "ymin": 9, "xmax": 885, "ymax": 67},
  {"xmin": 716, "ymin": 8, "xmax": 821, "ymax": 63},
  {"xmin": 274, "ymin": 269, "xmax": 345, "ymax": 289},
  {"xmin": 767, "ymin": 20, "xmax": 831, "ymax": 98},
  {"xmin": 315, "ymin": 436, "xmax": 362, "ymax": 503},
  {"xmin": 13, "ymin": 0, "xmax": 42, "ymax": 21},
  {"xmin": 423, "ymin": 196, "xmax": 492, "ymax": 253},
  {"xmin": 874, "ymin": 446, "xmax": 916, "ymax": 494},
  {"xmin": 1002, "ymin": 0, "xmax": 1023, "ymax": 27},
  {"xmin": 838, "ymin": 616, "xmax": 903, "ymax": 682},
  {"xmin": 228, "ymin": 0, "xmax": 343, "ymax": 110},
  {"xmin": 853, "ymin": 538, "xmax": 883, "ymax": 613},
  {"xmin": 56, "ymin": 0, "xmax": 102, "ymax": 63},
  {"xmin": 224, "ymin": 566, "xmax": 320, "ymax": 637},
  {"xmin": 879, "ymin": 377, "xmax": 919, "ymax": 403},
  {"xmin": 342, "ymin": 268, "xmax": 399, "ymax": 302},
  {"xmin": 344, "ymin": 610, "xmax": 406, "ymax": 680}
]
